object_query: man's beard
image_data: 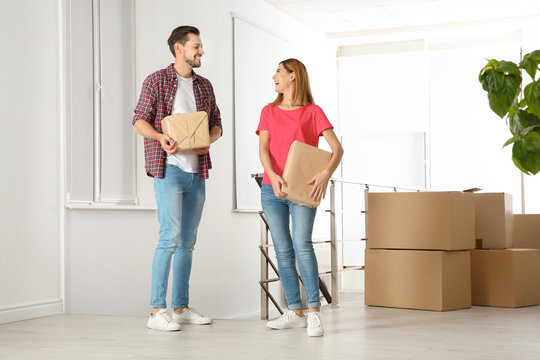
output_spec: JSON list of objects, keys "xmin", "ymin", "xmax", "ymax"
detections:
[{"xmin": 185, "ymin": 57, "xmax": 201, "ymax": 68}]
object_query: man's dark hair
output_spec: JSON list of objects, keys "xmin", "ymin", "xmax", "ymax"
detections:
[{"xmin": 167, "ymin": 26, "xmax": 200, "ymax": 57}]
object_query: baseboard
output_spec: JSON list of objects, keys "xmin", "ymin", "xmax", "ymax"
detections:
[{"xmin": 0, "ymin": 298, "xmax": 63, "ymax": 324}]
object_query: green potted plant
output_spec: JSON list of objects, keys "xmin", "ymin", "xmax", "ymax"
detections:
[{"xmin": 479, "ymin": 50, "xmax": 540, "ymax": 175}]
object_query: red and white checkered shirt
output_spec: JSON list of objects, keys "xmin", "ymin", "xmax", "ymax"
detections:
[{"xmin": 132, "ymin": 64, "xmax": 222, "ymax": 179}]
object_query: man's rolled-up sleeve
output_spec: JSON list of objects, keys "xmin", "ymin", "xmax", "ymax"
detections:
[
  {"xmin": 133, "ymin": 76, "xmax": 157, "ymax": 126},
  {"xmin": 207, "ymin": 84, "xmax": 222, "ymax": 135}
]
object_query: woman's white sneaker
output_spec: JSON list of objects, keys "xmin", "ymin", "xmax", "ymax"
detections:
[
  {"xmin": 173, "ymin": 307, "xmax": 213, "ymax": 325},
  {"xmin": 306, "ymin": 311, "xmax": 324, "ymax": 337},
  {"xmin": 147, "ymin": 309, "xmax": 181, "ymax": 331},
  {"xmin": 266, "ymin": 310, "xmax": 307, "ymax": 329}
]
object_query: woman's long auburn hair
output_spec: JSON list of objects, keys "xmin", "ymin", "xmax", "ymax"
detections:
[{"xmin": 271, "ymin": 58, "xmax": 314, "ymax": 106}]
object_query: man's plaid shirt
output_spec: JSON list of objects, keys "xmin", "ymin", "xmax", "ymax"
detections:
[{"xmin": 132, "ymin": 64, "xmax": 222, "ymax": 180}]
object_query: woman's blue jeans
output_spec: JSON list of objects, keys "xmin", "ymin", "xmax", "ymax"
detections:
[
  {"xmin": 261, "ymin": 184, "xmax": 321, "ymax": 309},
  {"xmin": 150, "ymin": 164, "xmax": 205, "ymax": 309}
]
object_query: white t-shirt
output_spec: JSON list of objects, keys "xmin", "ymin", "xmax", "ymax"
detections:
[{"xmin": 166, "ymin": 75, "xmax": 199, "ymax": 173}]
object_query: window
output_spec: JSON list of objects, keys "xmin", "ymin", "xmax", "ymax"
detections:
[
  {"xmin": 64, "ymin": 0, "xmax": 136, "ymax": 205},
  {"xmin": 337, "ymin": 27, "xmax": 540, "ymax": 216}
]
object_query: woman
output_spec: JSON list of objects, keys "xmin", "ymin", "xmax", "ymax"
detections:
[{"xmin": 256, "ymin": 58, "xmax": 344, "ymax": 337}]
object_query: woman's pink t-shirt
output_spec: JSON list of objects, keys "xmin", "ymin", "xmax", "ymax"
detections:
[{"xmin": 256, "ymin": 103, "xmax": 334, "ymax": 185}]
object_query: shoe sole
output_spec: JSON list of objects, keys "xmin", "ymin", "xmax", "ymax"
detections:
[
  {"xmin": 174, "ymin": 319, "xmax": 213, "ymax": 325},
  {"xmin": 266, "ymin": 323, "xmax": 307, "ymax": 330},
  {"xmin": 146, "ymin": 325, "xmax": 181, "ymax": 331}
]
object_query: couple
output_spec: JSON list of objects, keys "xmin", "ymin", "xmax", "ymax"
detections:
[{"xmin": 132, "ymin": 26, "xmax": 344, "ymax": 337}]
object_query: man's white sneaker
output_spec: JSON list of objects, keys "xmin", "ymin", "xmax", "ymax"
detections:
[
  {"xmin": 173, "ymin": 307, "xmax": 212, "ymax": 325},
  {"xmin": 266, "ymin": 310, "xmax": 307, "ymax": 330},
  {"xmin": 306, "ymin": 311, "xmax": 324, "ymax": 337},
  {"xmin": 147, "ymin": 309, "xmax": 181, "ymax": 331}
]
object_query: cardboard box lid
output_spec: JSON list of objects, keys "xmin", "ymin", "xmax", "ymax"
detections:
[
  {"xmin": 161, "ymin": 111, "xmax": 210, "ymax": 150},
  {"xmin": 367, "ymin": 191, "xmax": 475, "ymax": 250},
  {"xmin": 282, "ymin": 140, "xmax": 332, "ymax": 208}
]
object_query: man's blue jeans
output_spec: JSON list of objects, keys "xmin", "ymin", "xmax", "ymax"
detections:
[
  {"xmin": 261, "ymin": 184, "xmax": 321, "ymax": 309},
  {"xmin": 150, "ymin": 164, "xmax": 205, "ymax": 309}
]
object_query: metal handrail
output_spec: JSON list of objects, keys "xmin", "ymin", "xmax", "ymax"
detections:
[{"xmin": 330, "ymin": 177, "xmax": 424, "ymax": 192}]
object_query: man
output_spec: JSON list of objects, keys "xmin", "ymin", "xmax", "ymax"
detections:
[{"xmin": 133, "ymin": 25, "xmax": 222, "ymax": 331}]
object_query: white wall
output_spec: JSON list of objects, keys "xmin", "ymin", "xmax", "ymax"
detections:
[
  {"xmin": 64, "ymin": 0, "xmax": 337, "ymax": 318},
  {"xmin": 0, "ymin": 0, "xmax": 63, "ymax": 323}
]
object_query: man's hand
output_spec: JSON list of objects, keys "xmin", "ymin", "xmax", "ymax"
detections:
[{"xmin": 159, "ymin": 134, "xmax": 178, "ymax": 155}]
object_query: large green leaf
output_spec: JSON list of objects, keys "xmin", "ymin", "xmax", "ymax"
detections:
[
  {"xmin": 512, "ymin": 131, "xmax": 540, "ymax": 175},
  {"xmin": 509, "ymin": 109, "xmax": 540, "ymax": 136},
  {"xmin": 519, "ymin": 50, "xmax": 540, "ymax": 80},
  {"xmin": 478, "ymin": 59, "xmax": 499, "ymax": 86},
  {"xmin": 479, "ymin": 60, "xmax": 521, "ymax": 118},
  {"xmin": 496, "ymin": 60, "xmax": 522, "ymax": 78},
  {"xmin": 523, "ymin": 81, "xmax": 540, "ymax": 117}
]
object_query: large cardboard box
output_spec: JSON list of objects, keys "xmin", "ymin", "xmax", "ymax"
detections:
[
  {"xmin": 513, "ymin": 214, "xmax": 540, "ymax": 249},
  {"xmin": 471, "ymin": 249, "xmax": 540, "ymax": 308},
  {"xmin": 367, "ymin": 192, "xmax": 475, "ymax": 250},
  {"xmin": 161, "ymin": 111, "xmax": 210, "ymax": 150},
  {"xmin": 474, "ymin": 193, "xmax": 513, "ymax": 249},
  {"xmin": 282, "ymin": 140, "xmax": 332, "ymax": 208},
  {"xmin": 365, "ymin": 249, "xmax": 471, "ymax": 311}
]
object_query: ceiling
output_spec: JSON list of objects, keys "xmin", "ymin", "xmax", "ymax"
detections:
[{"xmin": 264, "ymin": 0, "xmax": 540, "ymax": 36}]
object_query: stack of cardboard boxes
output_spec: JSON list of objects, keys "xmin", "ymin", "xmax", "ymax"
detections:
[
  {"xmin": 471, "ymin": 193, "xmax": 540, "ymax": 308},
  {"xmin": 365, "ymin": 191, "xmax": 475, "ymax": 311},
  {"xmin": 365, "ymin": 191, "xmax": 540, "ymax": 311}
]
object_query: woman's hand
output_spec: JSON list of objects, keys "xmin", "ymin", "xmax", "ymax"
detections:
[
  {"xmin": 270, "ymin": 174, "xmax": 288, "ymax": 199},
  {"xmin": 307, "ymin": 129, "xmax": 344, "ymax": 202},
  {"xmin": 307, "ymin": 170, "xmax": 330, "ymax": 202}
]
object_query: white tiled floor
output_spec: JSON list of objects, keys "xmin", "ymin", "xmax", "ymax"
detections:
[{"xmin": 1, "ymin": 294, "xmax": 540, "ymax": 359}]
